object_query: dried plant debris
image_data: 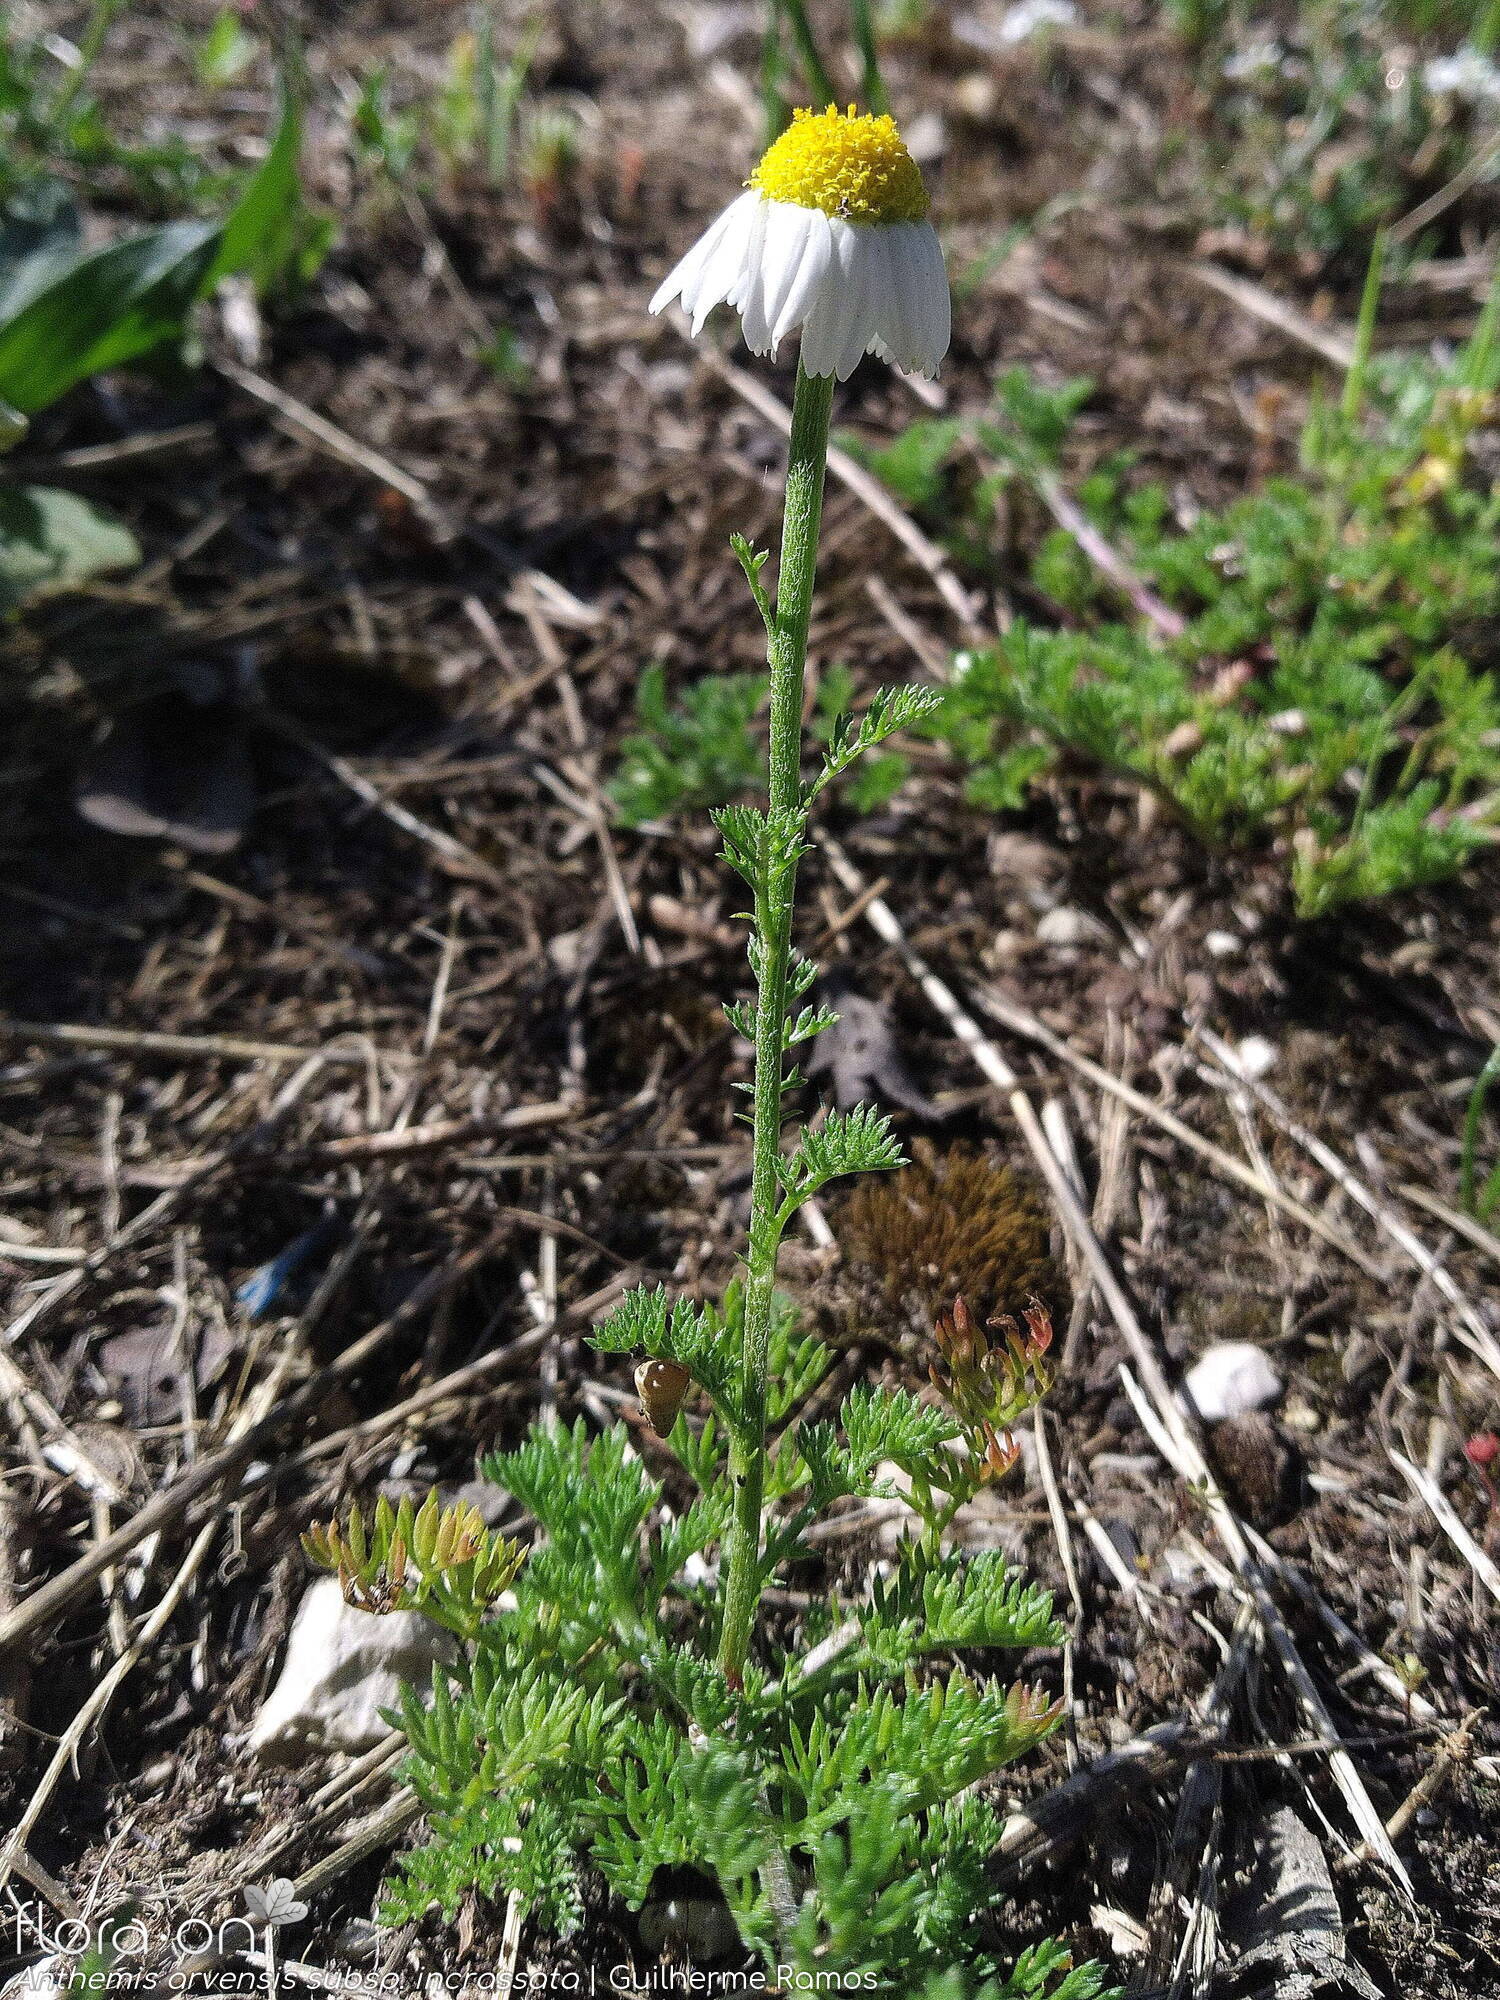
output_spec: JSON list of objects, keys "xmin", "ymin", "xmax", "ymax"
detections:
[
  {"xmin": 1203, "ymin": 1410, "xmax": 1306, "ymax": 1533},
  {"xmin": 1223, "ymin": 1804, "xmax": 1380, "ymax": 2000},
  {"xmin": 839, "ymin": 1139, "xmax": 1055, "ymax": 1334},
  {"xmin": 804, "ymin": 972, "xmax": 939, "ymax": 1117},
  {"xmin": 97, "ymin": 1313, "xmax": 232, "ymax": 1426},
  {"xmin": 73, "ymin": 691, "xmax": 257, "ymax": 855}
]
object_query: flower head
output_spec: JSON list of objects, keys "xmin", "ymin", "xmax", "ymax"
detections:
[
  {"xmin": 650, "ymin": 105, "xmax": 950, "ymax": 381},
  {"xmin": 930, "ymin": 1295, "xmax": 1054, "ymax": 1485}
]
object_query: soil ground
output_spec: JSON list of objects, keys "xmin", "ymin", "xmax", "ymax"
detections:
[{"xmin": 1, "ymin": 4, "xmax": 1499, "ymax": 1996}]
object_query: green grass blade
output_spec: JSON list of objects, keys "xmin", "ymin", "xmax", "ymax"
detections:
[
  {"xmin": 762, "ymin": 0, "xmax": 791, "ymax": 145},
  {"xmin": 849, "ymin": 0, "xmax": 888, "ymax": 114},
  {"xmin": 781, "ymin": 0, "xmax": 837, "ymax": 108},
  {"xmin": 1341, "ymin": 227, "xmax": 1386, "ymax": 424}
]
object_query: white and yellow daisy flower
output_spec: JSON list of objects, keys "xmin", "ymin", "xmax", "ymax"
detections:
[{"xmin": 650, "ymin": 104, "xmax": 950, "ymax": 381}]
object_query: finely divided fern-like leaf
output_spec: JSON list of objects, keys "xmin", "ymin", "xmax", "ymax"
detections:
[
  {"xmin": 841, "ymin": 1384, "xmax": 961, "ymax": 1488},
  {"xmin": 590, "ymin": 1285, "xmax": 738, "ymax": 1413},
  {"xmin": 483, "ymin": 1419, "xmax": 660, "ymax": 1612},
  {"xmin": 809, "ymin": 683, "xmax": 945, "ymax": 801},
  {"xmin": 778, "ymin": 1104, "xmax": 904, "ymax": 1203},
  {"xmin": 871, "ymin": 1547, "xmax": 1066, "ymax": 1652}
]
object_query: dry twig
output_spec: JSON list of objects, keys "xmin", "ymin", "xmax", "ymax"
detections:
[{"xmin": 1389, "ymin": 1448, "xmax": 1500, "ymax": 1611}]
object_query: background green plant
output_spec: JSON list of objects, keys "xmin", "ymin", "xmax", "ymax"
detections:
[
  {"xmin": 845, "ymin": 287, "xmax": 1500, "ymax": 918},
  {"xmin": 0, "ymin": 94, "xmax": 324, "ymax": 610},
  {"xmin": 761, "ymin": 0, "xmax": 892, "ymax": 144},
  {"xmin": 610, "ymin": 661, "xmax": 909, "ymax": 824},
  {"xmin": 1164, "ymin": 0, "xmax": 1500, "ymax": 265},
  {"xmin": 1461, "ymin": 1045, "xmax": 1500, "ymax": 1222}
]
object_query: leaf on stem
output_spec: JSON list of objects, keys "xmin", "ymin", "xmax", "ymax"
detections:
[
  {"xmin": 592, "ymin": 1283, "xmax": 738, "ymax": 1417},
  {"xmin": 806, "ymin": 683, "xmax": 944, "ymax": 802},
  {"xmin": 730, "ymin": 531, "xmax": 775, "ymax": 636},
  {"xmin": 777, "ymin": 1103, "xmax": 904, "ymax": 1208}
]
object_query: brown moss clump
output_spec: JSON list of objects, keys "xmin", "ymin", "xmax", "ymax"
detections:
[{"xmin": 838, "ymin": 1141, "xmax": 1055, "ymax": 1332}]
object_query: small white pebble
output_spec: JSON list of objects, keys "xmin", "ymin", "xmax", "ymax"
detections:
[
  {"xmin": 1181, "ymin": 1342, "xmax": 1282, "ymax": 1423},
  {"xmin": 1234, "ymin": 1034, "xmax": 1278, "ymax": 1080},
  {"xmin": 1036, "ymin": 905, "xmax": 1106, "ymax": 948},
  {"xmin": 1425, "ymin": 47, "xmax": 1500, "ymax": 104},
  {"xmin": 247, "ymin": 1577, "xmax": 456, "ymax": 1762},
  {"xmin": 999, "ymin": 0, "xmax": 1079, "ymax": 42}
]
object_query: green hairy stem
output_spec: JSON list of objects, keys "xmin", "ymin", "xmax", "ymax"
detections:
[{"xmin": 718, "ymin": 362, "xmax": 834, "ymax": 1685}]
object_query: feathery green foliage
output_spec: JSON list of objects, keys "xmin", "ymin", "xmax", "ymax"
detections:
[
  {"xmin": 907, "ymin": 315, "xmax": 1500, "ymax": 915},
  {"xmin": 307, "ymin": 339, "xmax": 1099, "ymax": 1991},
  {"xmin": 610, "ymin": 662, "xmax": 769, "ymax": 826},
  {"xmin": 308, "ymin": 1280, "xmax": 1079, "ymax": 1986}
]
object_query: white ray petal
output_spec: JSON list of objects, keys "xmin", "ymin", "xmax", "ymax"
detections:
[
  {"xmin": 750, "ymin": 202, "xmax": 812, "ymax": 354},
  {"xmin": 734, "ymin": 200, "xmax": 779, "ymax": 352},
  {"xmin": 796, "ymin": 267, "xmax": 844, "ymax": 380},
  {"xmin": 770, "ymin": 208, "xmax": 832, "ymax": 351},
  {"xmin": 651, "ymin": 194, "xmax": 747, "ymax": 317},
  {"xmin": 860, "ymin": 229, "xmax": 902, "ymax": 370},
  {"xmin": 881, "ymin": 227, "xmax": 923, "ymax": 372},
  {"xmin": 685, "ymin": 192, "xmax": 762, "ymax": 331},
  {"xmin": 825, "ymin": 221, "xmax": 874, "ymax": 380},
  {"xmin": 750, "ymin": 203, "xmax": 805, "ymax": 347},
  {"xmin": 911, "ymin": 222, "xmax": 951, "ymax": 372}
]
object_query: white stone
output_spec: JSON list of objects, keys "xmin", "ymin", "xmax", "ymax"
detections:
[
  {"xmin": 1425, "ymin": 47, "xmax": 1500, "ymax": 104},
  {"xmin": 1233, "ymin": 1034, "xmax": 1278, "ymax": 1080},
  {"xmin": 1157, "ymin": 1541, "xmax": 1212, "ymax": 1593},
  {"xmin": 1035, "ymin": 905, "xmax": 1106, "ymax": 948},
  {"xmin": 247, "ymin": 1576, "xmax": 454, "ymax": 1762},
  {"xmin": 1181, "ymin": 1342, "xmax": 1282, "ymax": 1424},
  {"xmin": 999, "ymin": 0, "xmax": 1079, "ymax": 43}
]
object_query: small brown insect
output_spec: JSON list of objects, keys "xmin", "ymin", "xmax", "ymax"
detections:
[{"xmin": 635, "ymin": 1358, "xmax": 692, "ymax": 1436}]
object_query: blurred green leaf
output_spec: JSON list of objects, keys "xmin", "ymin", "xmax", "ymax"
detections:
[
  {"xmin": 865, "ymin": 417, "xmax": 964, "ymax": 511},
  {"xmin": 0, "ymin": 482, "xmax": 140, "ymax": 606},
  {"xmin": 0, "ymin": 179, "xmax": 82, "ymax": 321},
  {"xmin": 197, "ymin": 8, "xmax": 258, "ymax": 88},
  {"xmin": 0, "ymin": 215, "xmax": 219, "ymax": 412},
  {"xmin": 479, "ymin": 325, "xmax": 530, "ymax": 387},
  {"xmin": 0, "ymin": 95, "xmax": 320, "ymax": 415},
  {"xmin": 207, "ymin": 92, "xmax": 317, "ymax": 296}
]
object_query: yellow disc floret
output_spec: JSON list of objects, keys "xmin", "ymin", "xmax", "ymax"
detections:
[{"xmin": 751, "ymin": 104, "xmax": 928, "ymax": 225}]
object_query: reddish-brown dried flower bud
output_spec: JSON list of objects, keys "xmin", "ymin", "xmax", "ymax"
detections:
[
  {"xmin": 977, "ymin": 1424, "xmax": 1021, "ymax": 1484},
  {"xmin": 931, "ymin": 1295, "xmax": 1054, "ymax": 1485}
]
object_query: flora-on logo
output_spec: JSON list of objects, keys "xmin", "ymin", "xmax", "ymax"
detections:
[{"xmin": 241, "ymin": 1880, "xmax": 308, "ymax": 1929}]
